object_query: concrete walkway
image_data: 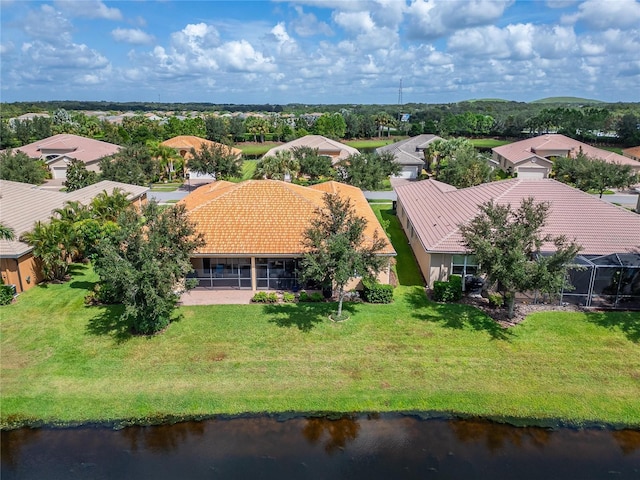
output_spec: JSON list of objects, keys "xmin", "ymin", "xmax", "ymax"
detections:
[{"xmin": 180, "ymin": 289, "xmax": 255, "ymax": 305}]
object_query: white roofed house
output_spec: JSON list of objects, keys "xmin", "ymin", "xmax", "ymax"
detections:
[
  {"xmin": 262, "ymin": 135, "xmax": 359, "ymax": 165},
  {"xmin": 4, "ymin": 134, "xmax": 121, "ymax": 180},
  {"xmin": 376, "ymin": 134, "xmax": 443, "ymax": 179}
]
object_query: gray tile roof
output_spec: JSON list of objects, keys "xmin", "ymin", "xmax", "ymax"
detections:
[
  {"xmin": 395, "ymin": 178, "xmax": 640, "ymax": 255},
  {"xmin": 376, "ymin": 134, "xmax": 442, "ymax": 166}
]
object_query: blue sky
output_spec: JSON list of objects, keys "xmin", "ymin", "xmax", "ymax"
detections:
[{"xmin": 1, "ymin": 0, "xmax": 639, "ymax": 104}]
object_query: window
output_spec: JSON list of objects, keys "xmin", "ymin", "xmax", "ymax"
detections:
[{"xmin": 451, "ymin": 255, "xmax": 478, "ymax": 277}]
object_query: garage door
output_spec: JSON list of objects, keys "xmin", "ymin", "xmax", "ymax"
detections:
[
  {"xmin": 517, "ymin": 167, "xmax": 546, "ymax": 179},
  {"xmin": 394, "ymin": 167, "xmax": 417, "ymax": 179},
  {"xmin": 52, "ymin": 167, "xmax": 67, "ymax": 179}
]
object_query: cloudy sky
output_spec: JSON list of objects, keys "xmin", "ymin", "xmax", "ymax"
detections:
[{"xmin": 1, "ymin": 0, "xmax": 639, "ymax": 104}]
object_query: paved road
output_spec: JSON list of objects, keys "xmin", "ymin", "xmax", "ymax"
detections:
[{"xmin": 148, "ymin": 184, "xmax": 638, "ymax": 211}]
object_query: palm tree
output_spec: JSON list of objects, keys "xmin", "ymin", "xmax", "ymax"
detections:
[
  {"xmin": 253, "ymin": 151, "xmax": 300, "ymax": 180},
  {"xmin": 90, "ymin": 189, "xmax": 130, "ymax": 222},
  {"xmin": 21, "ymin": 221, "xmax": 70, "ymax": 281},
  {"xmin": 147, "ymin": 141, "xmax": 182, "ymax": 181},
  {"xmin": 0, "ymin": 223, "xmax": 15, "ymax": 240}
]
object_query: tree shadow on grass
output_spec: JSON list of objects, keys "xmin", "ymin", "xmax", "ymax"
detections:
[
  {"xmin": 584, "ymin": 311, "xmax": 640, "ymax": 343},
  {"xmin": 263, "ymin": 302, "xmax": 358, "ymax": 332},
  {"xmin": 85, "ymin": 304, "xmax": 132, "ymax": 343},
  {"xmin": 403, "ymin": 287, "xmax": 512, "ymax": 341}
]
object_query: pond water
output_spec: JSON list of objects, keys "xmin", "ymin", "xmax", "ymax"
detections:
[{"xmin": 2, "ymin": 415, "xmax": 639, "ymax": 479}]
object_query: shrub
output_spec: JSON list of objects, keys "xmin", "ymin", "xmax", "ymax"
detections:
[
  {"xmin": 432, "ymin": 276, "xmax": 462, "ymax": 303},
  {"xmin": 488, "ymin": 292, "xmax": 503, "ymax": 308},
  {"xmin": 282, "ymin": 292, "xmax": 296, "ymax": 303},
  {"xmin": 251, "ymin": 292, "xmax": 279, "ymax": 303},
  {"xmin": 310, "ymin": 292, "xmax": 325, "ymax": 302},
  {"xmin": 0, "ymin": 285, "xmax": 15, "ymax": 306},
  {"xmin": 298, "ymin": 291, "xmax": 309, "ymax": 302},
  {"xmin": 362, "ymin": 280, "xmax": 394, "ymax": 303},
  {"xmin": 85, "ymin": 282, "xmax": 121, "ymax": 305}
]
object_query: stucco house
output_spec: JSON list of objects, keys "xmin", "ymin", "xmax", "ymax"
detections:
[
  {"xmin": 161, "ymin": 135, "xmax": 242, "ymax": 180},
  {"xmin": 395, "ymin": 178, "xmax": 640, "ymax": 306},
  {"xmin": 0, "ymin": 180, "xmax": 148, "ymax": 293},
  {"xmin": 262, "ymin": 135, "xmax": 359, "ymax": 165},
  {"xmin": 5, "ymin": 134, "xmax": 122, "ymax": 180},
  {"xmin": 623, "ymin": 146, "xmax": 640, "ymax": 162},
  {"xmin": 180, "ymin": 180, "xmax": 395, "ymax": 291},
  {"xmin": 375, "ymin": 134, "xmax": 443, "ymax": 179},
  {"xmin": 492, "ymin": 134, "xmax": 640, "ymax": 179}
]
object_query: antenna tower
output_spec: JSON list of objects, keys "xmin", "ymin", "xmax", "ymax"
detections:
[{"xmin": 398, "ymin": 78, "xmax": 403, "ymax": 106}]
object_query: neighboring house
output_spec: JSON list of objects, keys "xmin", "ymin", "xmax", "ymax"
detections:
[
  {"xmin": 180, "ymin": 180, "xmax": 396, "ymax": 291},
  {"xmin": 395, "ymin": 178, "xmax": 640, "ymax": 307},
  {"xmin": 262, "ymin": 135, "xmax": 359, "ymax": 165},
  {"xmin": 492, "ymin": 134, "xmax": 640, "ymax": 179},
  {"xmin": 0, "ymin": 180, "xmax": 148, "ymax": 293},
  {"xmin": 376, "ymin": 134, "xmax": 443, "ymax": 179},
  {"xmin": 161, "ymin": 135, "xmax": 242, "ymax": 180},
  {"xmin": 623, "ymin": 146, "xmax": 640, "ymax": 162},
  {"xmin": 4, "ymin": 134, "xmax": 121, "ymax": 180}
]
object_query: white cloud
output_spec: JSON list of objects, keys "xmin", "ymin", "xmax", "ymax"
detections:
[
  {"xmin": 215, "ymin": 40, "xmax": 277, "ymax": 73},
  {"xmin": 54, "ymin": 0, "xmax": 122, "ymax": 20},
  {"xmin": 290, "ymin": 6, "xmax": 333, "ymax": 37},
  {"xmin": 407, "ymin": 0, "xmax": 513, "ymax": 39},
  {"xmin": 0, "ymin": 41, "xmax": 15, "ymax": 55},
  {"xmin": 333, "ymin": 11, "xmax": 376, "ymax": 34},
  {"xmin": 562, "ymin": 0, "xmax": 640, "ymax": 29},
  {"xmin": 24, "ymin": 5, "xmax": 73, "ymax": 44},
  {"xmin": 111, "ymin": 28, "xmax": 154, "ymax": 45}
]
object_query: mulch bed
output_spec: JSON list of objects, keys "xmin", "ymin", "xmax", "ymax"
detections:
[{"xmin": 458, "ymin": 295, "xmax": 583, "ymax": 328}]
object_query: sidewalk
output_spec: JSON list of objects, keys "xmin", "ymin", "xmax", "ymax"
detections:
[{"xmin": 180, "ymin": 289, "xmax": 255, "ymax": 305}]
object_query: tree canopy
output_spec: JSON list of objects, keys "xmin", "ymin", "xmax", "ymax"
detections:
[
  {"xmin": 553, "ymin": 153, "xmax": 637, "ymax": 198},
  {"xmin": 0, "ymin": 149, "xmax": 49, "ymax": 185},
  {"xmin": 64, "ymin": 158, "xmax": 98, "ymax": 192},
  {"xmin": 93, "ymin": 202, "xmax": 204, "ymax": 335},
  {"xmin": 336, "ymin": 152, "xmax": 400, "ymax": 191},
  {"xmin": 188, "ymin": 142, "xmax": 242, "ymax": 180},
  {"xmin": 301, "ymin": 193, "xmax": 388, "ymax": 320},
  {"xmin": 459, "ymin": 198, "xmax": 582, "ymax": 318},
  {"xmin": 253, "ymin": 150, "xmax": 300, "ymax": 180},
  {"xmin": 99, "ymin": 144, "xmax": 158, "ymax": 185}
]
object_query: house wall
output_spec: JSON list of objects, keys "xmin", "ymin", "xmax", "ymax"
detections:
[
  {"xmin": 0, "ymin": 253, "xmax": 44, "ymax": 293},
  {"xmin": 532, "ymin": 148, "xmax": 570, "ymax": 158}
]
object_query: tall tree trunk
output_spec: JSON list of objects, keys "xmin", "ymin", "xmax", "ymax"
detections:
[
  {"xmin": 337, "ymin": 287, "xmax": 344, "ymax": 319},
  {"xmin": 506, "ymin": 292, "xmax": 516, "ymax": 319}
]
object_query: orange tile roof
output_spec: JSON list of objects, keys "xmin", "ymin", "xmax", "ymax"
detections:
[
  {"xmin": 180, "ymin": 180, "xmax": 396, "ymax": 256},
  {"xmin": 161, "ymin": 135, "xmax": 242, "ymax": 158}
]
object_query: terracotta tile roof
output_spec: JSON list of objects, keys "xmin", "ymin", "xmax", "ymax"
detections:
[
  {"xmin": 5, "ymin": 134, "xmax": 121, "ymax": 164},
  {"xmin": 263, "ymin": 135, "xmax": 359, "ymax": 163},
  {"xmin": 395, "ymin": 178, "xmax": 640, "ymax": 255},
  {"xmin": 161, "ymin": 135, "xmax": 242, "ymax": 158},
  {"xmin": 493, "ymin": 134, "xmax": 640, "ymax": 170},
  {"xmin": 0, "ymin": 180, "xmax": 148, "ymax": 258},
  {"xmin": 180, "ymin": 180, "xmax": 395, "ymax": 256}
]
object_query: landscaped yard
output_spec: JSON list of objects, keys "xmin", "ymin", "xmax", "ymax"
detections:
[{"xmin": 1, "ymin": 208, "xmax": 639, "ymax": 429}]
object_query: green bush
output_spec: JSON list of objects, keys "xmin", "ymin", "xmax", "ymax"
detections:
[
  {"xmin": 298, "ymin": 291, "xmax": 324, "ymax": 302},
  {"xmin": 488, "ymin": 292, "xmax": 503, "ymax": 308},
  {"xmin": 251, "ymin": 292, "xmax": 269, "ymax": 303},
  {"xmin": 362, "ymin": 280, "xmax": 394, "ymax": 303},
  {"xmin": 0, "ymin": 285, "xmax": 15, "ymax": 306},
  {"xmin": 282, "ymin": 292, "xmax": 296, "ymax": 303},
  {"xmin": 432, "ymin": 276, "xmax": 462, "ymax": 303}
]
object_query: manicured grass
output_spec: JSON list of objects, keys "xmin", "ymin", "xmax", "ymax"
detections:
[
  {"xmin": 238, "ymin": 142, "xmax": 280, "ymax": 157},
  {"xmin": 344, "ymin": 138, "xmax": 400, "ymax": 150},
  {"xmin": 2, "ymin": 260, "xmax": 638, "ymax": 429},
  {"xmin": 469, "ymin": 138, "xmax": 511, "ymax": 149},
  {"xmin": 150, "ymin": 182, "xmax": 183, "ymax": 192}
]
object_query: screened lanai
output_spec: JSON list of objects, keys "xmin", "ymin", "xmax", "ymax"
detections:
[{"xmin": 563, "ymin": 253, "xmax": 640, "ymax": 309}]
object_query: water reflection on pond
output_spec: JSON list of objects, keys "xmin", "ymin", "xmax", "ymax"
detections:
[{"xmin": 2, "ymin": 415, "xmax": 639, "ymax": 479}]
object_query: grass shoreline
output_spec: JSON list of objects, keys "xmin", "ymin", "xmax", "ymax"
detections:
[{"xmin": 2, "ymin": 208, "xmax": 639, "ymax": 430}]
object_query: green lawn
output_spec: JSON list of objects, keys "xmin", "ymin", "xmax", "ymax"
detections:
[
  {"xmin": 1, "ymin": 210, "xmax": 639, "ymax": 428},
  {"xmin": 469, "ymin": 138, "xmax": 511, "ymax": 149}
]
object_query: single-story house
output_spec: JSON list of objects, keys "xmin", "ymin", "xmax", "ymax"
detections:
[
  {"xmin": 5, "ymin": 134, "xmax": 121, "ymax": 180},
  {"xmin": 375, "ymin": 134, "xmax": 443, "ymax": 179},
  {"xmin": 492, "ymin": 134, "xmax": 640, "ymax": 179},
  {"xmin": 0, "ymin": 180, "xmax": 148, "ymax": 293},
  {"xmin": 161, "ymin": 135, "xmax": 242, "ymax": 180},
  {"xmin": 262, "ymin": 135, "xmax": 359, "ymax": 165},
  {"xmin": 395, "ymin": 178, "xmax": 640, "ymax": 307},
  {"xmin": 623, "ymin": 146, "xmax": 640, "ymax": 162},
  {"xmin": 180, "ymin": 180, "xmax": 396, "ymax": 291}
]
